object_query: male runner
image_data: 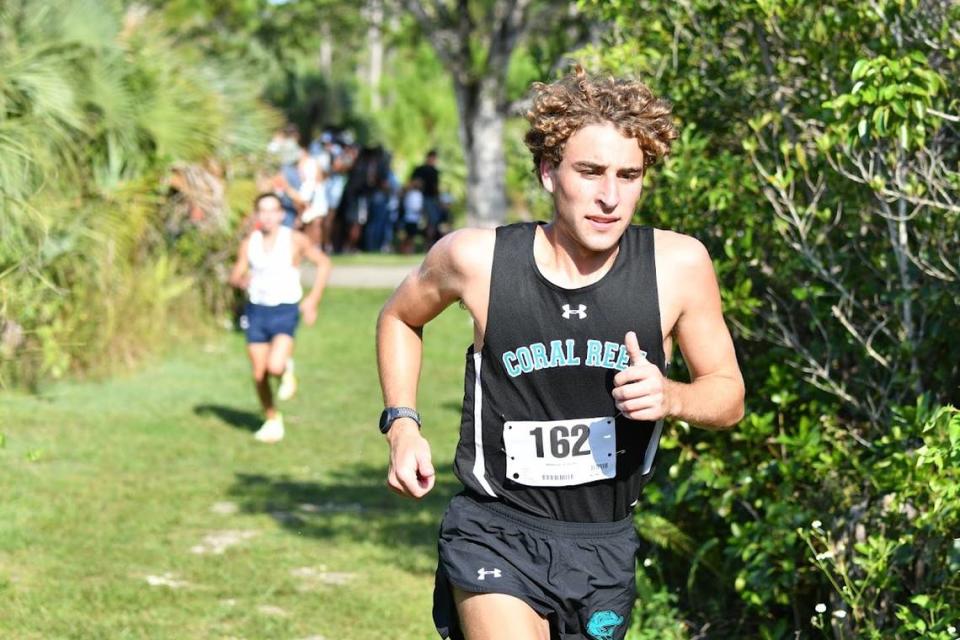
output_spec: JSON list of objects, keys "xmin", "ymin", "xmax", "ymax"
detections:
[
  {"xmin": 230, "ymin": 193, "xmax": 330, "ymax": 443},
  {"xmin": 376, "ymin": 67, "xmax": 744, "ymax": 640}
]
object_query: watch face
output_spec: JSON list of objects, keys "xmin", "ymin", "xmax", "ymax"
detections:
[
  {"xmin": 379, "ymin": 407, "xmax": 418, "ymax": 434},
  {"xmin": 379, "ymin": 408, "xmax": 394, "ymax": 433}
]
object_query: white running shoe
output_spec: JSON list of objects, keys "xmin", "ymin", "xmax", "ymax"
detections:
[
  {"xmin": 254, "ymin": 415, "xmax": 285, "ymax": 443},
  {"xmin": 277, "ymin": 370, "xmax": 297, "ymax": 401}
]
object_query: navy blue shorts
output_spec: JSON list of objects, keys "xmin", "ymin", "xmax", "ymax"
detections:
[
  {"xmin": 241, "ymin": 302, "xmax": 299, "ymax": 343},
  {"xmin": 433, "ymin": 493, "xmax": 639, "ymax": 640}
]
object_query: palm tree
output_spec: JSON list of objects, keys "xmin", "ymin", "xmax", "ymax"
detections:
[{"xmin": 0, "ymin": 0, "xmax": 277, "ymax": 386}]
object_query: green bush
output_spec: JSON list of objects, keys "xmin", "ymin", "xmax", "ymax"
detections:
[
  {"xmin": 639, "ymin": 390, "xmax": 959, "ymax": 637},
  {"xmin": 0, "ymin": 1, "xmax": 276, "ymax": 387},
  {"xmin": 627, "ymin": 566, "xmax": 688, "ymax": 640}
]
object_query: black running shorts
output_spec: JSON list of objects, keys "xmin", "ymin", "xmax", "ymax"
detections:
[{"xmin": 433, "ymin": 493, "xmax": 639, "ymax": 640}]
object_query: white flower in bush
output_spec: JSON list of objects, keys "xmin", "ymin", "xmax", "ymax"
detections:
[
  {"xmin": 815, "ymin": 603, "xmax": 827, "ymax": 613},
  {"xmin": 832, "ymin": 610, "xmax": 847, "ymax": 619},
  {"xmin": 812, "ymin": 520, "xmax": 823, "ymax": 531}
]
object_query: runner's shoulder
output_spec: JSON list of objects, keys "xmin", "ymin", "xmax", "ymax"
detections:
[
  {"xmin": 236, "ymin": 232, "xmax": 252, "ymax": 253},
  {"xmin": 652, "ymin": 228, "xmax": 712, "ymax": 272},
  {"xmin": 428, "ymin": 227, "xmax": 495, "ymax": 279}
]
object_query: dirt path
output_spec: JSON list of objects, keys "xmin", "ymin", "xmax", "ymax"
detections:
[{"xmin": 301, "ymin": 262, "xmax": 419, "ymax": 289}]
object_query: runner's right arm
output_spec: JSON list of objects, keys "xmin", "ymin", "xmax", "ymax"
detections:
[
  {"xmin": 376, "ymin": 230, "xmax": 486, "ymax": 499},
  {"xmin": 228, "ymin": 238, "xmax": 250, "ymax": 290},
  {"xmin": 296, "ymin": 232, "xmax": 331, "ymax": 326}
]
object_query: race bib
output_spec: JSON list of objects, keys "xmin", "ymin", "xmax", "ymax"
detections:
[{"xmin": 503, "ymin": 416, "xmax": 617, "ymax": 487}]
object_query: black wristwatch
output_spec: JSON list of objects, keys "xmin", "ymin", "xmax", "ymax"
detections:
[{"xmin": 379, "ymin": 407, "xmax": 421, "ymax": 434}]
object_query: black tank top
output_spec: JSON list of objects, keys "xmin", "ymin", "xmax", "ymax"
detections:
[{"xmin": 454, "ymin": 222, "xmax": 666, "ymax": 523}]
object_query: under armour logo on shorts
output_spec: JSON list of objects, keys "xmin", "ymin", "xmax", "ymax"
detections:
[
  {"xmin": 561, "ymin": 304, "xmax": 587, "ymax": 319},
  {"xmin": 477, "ymin": 567, "xmax": 501, "ymax": 580}
]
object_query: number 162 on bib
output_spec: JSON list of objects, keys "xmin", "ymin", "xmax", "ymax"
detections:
[{"xmin": 502, "ymin": 416, "xmax": 617, "ymax": 487}]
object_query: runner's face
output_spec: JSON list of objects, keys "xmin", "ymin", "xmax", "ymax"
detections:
[
  {"xmin": 256, "ymin": 197, "xmax": 284, "ymax": 232},
  {"xmin": 541, "ymin": 122, "xmax": 645, "ymax": 254}
]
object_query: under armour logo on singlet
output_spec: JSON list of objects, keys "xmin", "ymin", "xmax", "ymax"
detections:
[
  {"xmin": 477, "ymin": 567, "xmax": 501, "ymax": 580},
  {"xmin": 561, "ymin": 304, "xmax": 587, "ymax": 319}
]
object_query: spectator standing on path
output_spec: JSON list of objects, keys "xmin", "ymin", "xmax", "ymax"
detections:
[
  {"xmin": 269, "ymin": 124, "xmax": 311, "ymax": 229},
  {"xmin": 399, "ymin": 177, "xmax": 425, "ymax": 255},
  {"xmin": 301, "ymin": 139, "xmax": 329, "ymax": 250},
  {"xmin": 319, "ymin": 131, "xmax": 352, "ymax": 253},
  {"xmin": 383, "ymin": 167, "xmax": 402, "ymax": 252},
  {"xmin": 229, "ymin": 193, "xmax": 331, "ymax": 443},
  {"xmin": 286, "ymin": 126, "xmax": 319, "ymax": 229},
  {"xmin": 411, "ymin": 149, "xmax": 442, "ymax": 247},
  {"xmin": 337, "ymin": 145, "xmax": 389, "ymax": 253},
  {"xmin": 376, "ymin": 67, "xmax": 745, "ymax": 640},
  {"xmin": 306, "ymin": 130, "xmax": 343, "ymax": 250},
  {"xmin": 363, "ymin": 147, "xmax": 393, "ymax": 253}
]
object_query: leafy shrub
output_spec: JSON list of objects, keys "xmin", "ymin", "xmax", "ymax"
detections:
[{"xmin": 0, "ymin": 1, "xmax": 277, "ymax": 386}]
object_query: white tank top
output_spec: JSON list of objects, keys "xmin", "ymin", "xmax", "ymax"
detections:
[{"xmin": 247, "ymin": 227, "xmax": 303, "ymax": 305}]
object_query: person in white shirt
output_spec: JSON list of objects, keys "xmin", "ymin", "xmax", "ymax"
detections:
[
  {"xmin": 228, "ymin": 193, "xmax": 331, "ymax": 442},
  {"xmin": 300, "ymin": 152, "xmax": 328, "ymax": 248},
  {"xmin": 399, "ymin": 177, "xmax": 425, "ymax": 255}
]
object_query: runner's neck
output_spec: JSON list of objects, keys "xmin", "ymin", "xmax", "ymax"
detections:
[
  {"xmin": 260, "ymin": 226, "xmax": 282, "ymax": 251},
  {"xmin": 535, "ymin": 222, "xmax": 620, "ymax": 289}
]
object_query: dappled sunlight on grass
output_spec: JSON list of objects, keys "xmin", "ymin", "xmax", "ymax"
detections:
[
  {"xmin": 0, "ymin": 288, "xmax": 470, "ymax": 638},
  {"xmin": 227, "ymin": 462, "xmax": 462, "ymax": 574}
]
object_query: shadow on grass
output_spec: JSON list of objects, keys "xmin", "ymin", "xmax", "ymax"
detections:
[
  {"xmin": 194, "ymin": 404, "xmax": 261, "ymax": 432},
  {"xmin": 226, "ymin": 461, "xmax": 462, "ymax": 574},
  {"xmin": 439, "ymin": 401, "xmax": 463, "ymax": 416}
]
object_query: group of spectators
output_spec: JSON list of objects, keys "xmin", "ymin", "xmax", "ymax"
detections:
[{"xmin": 258, "ymin": 124, "xmax": 450, "ymax": 254}]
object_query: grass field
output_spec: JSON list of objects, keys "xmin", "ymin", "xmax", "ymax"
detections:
[
  {"xmin": 0, "ymin": 288, "xmax": 475, "ymax": 639},
  {"xmin": 329, "ymin": 253, "xmax": 425, "ymax": 267}
]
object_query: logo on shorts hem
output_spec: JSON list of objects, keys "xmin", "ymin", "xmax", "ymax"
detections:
[
  {"xmin": 476, "ymin": 567, "xmax": 501, "ymax": 581},
  {"xmin": 586, "ymin": 610, "xmax": 624, "ymax": 640}
]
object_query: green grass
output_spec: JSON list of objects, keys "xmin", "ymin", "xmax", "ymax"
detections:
[
  {"xmin": 0, "ymin": 288, "xmax": 475, "ymax": 639},
  {"xmin": 329, "ymin": 253, "xmax": 425, "ymax": 267}
]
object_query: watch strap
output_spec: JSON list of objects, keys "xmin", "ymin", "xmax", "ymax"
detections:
[{"xmin": 380, "ymin": 406, "xmax": 421, "ymax": 434}]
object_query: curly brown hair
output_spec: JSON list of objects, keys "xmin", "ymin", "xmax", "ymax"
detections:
[{"xmin": 524, "ymin": 66, "xmax": 678, "ymax": 180}]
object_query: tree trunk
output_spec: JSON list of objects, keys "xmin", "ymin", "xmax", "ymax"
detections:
[
  {"xmin": 366, "ymin": 0, "xmax": 384, "ymax": 111},
  {"xmin": 454, "ymin": 76, "xmax": 509, "ymax": 227},
  {"xmin": 403, "ymin": 0, "xmax": 536, "ymax": 227},
  {"xmin": 888, "ymin": 147, "xmax": 923, "ymax": 396},
  {"xmin": 319, "ymin": 22, "xmax": 332, "ymax": 74}
]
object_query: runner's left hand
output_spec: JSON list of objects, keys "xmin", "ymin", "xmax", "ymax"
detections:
[{"xmin": 611, "ymin": 331, "xmax": 670, "ymax": 422}]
